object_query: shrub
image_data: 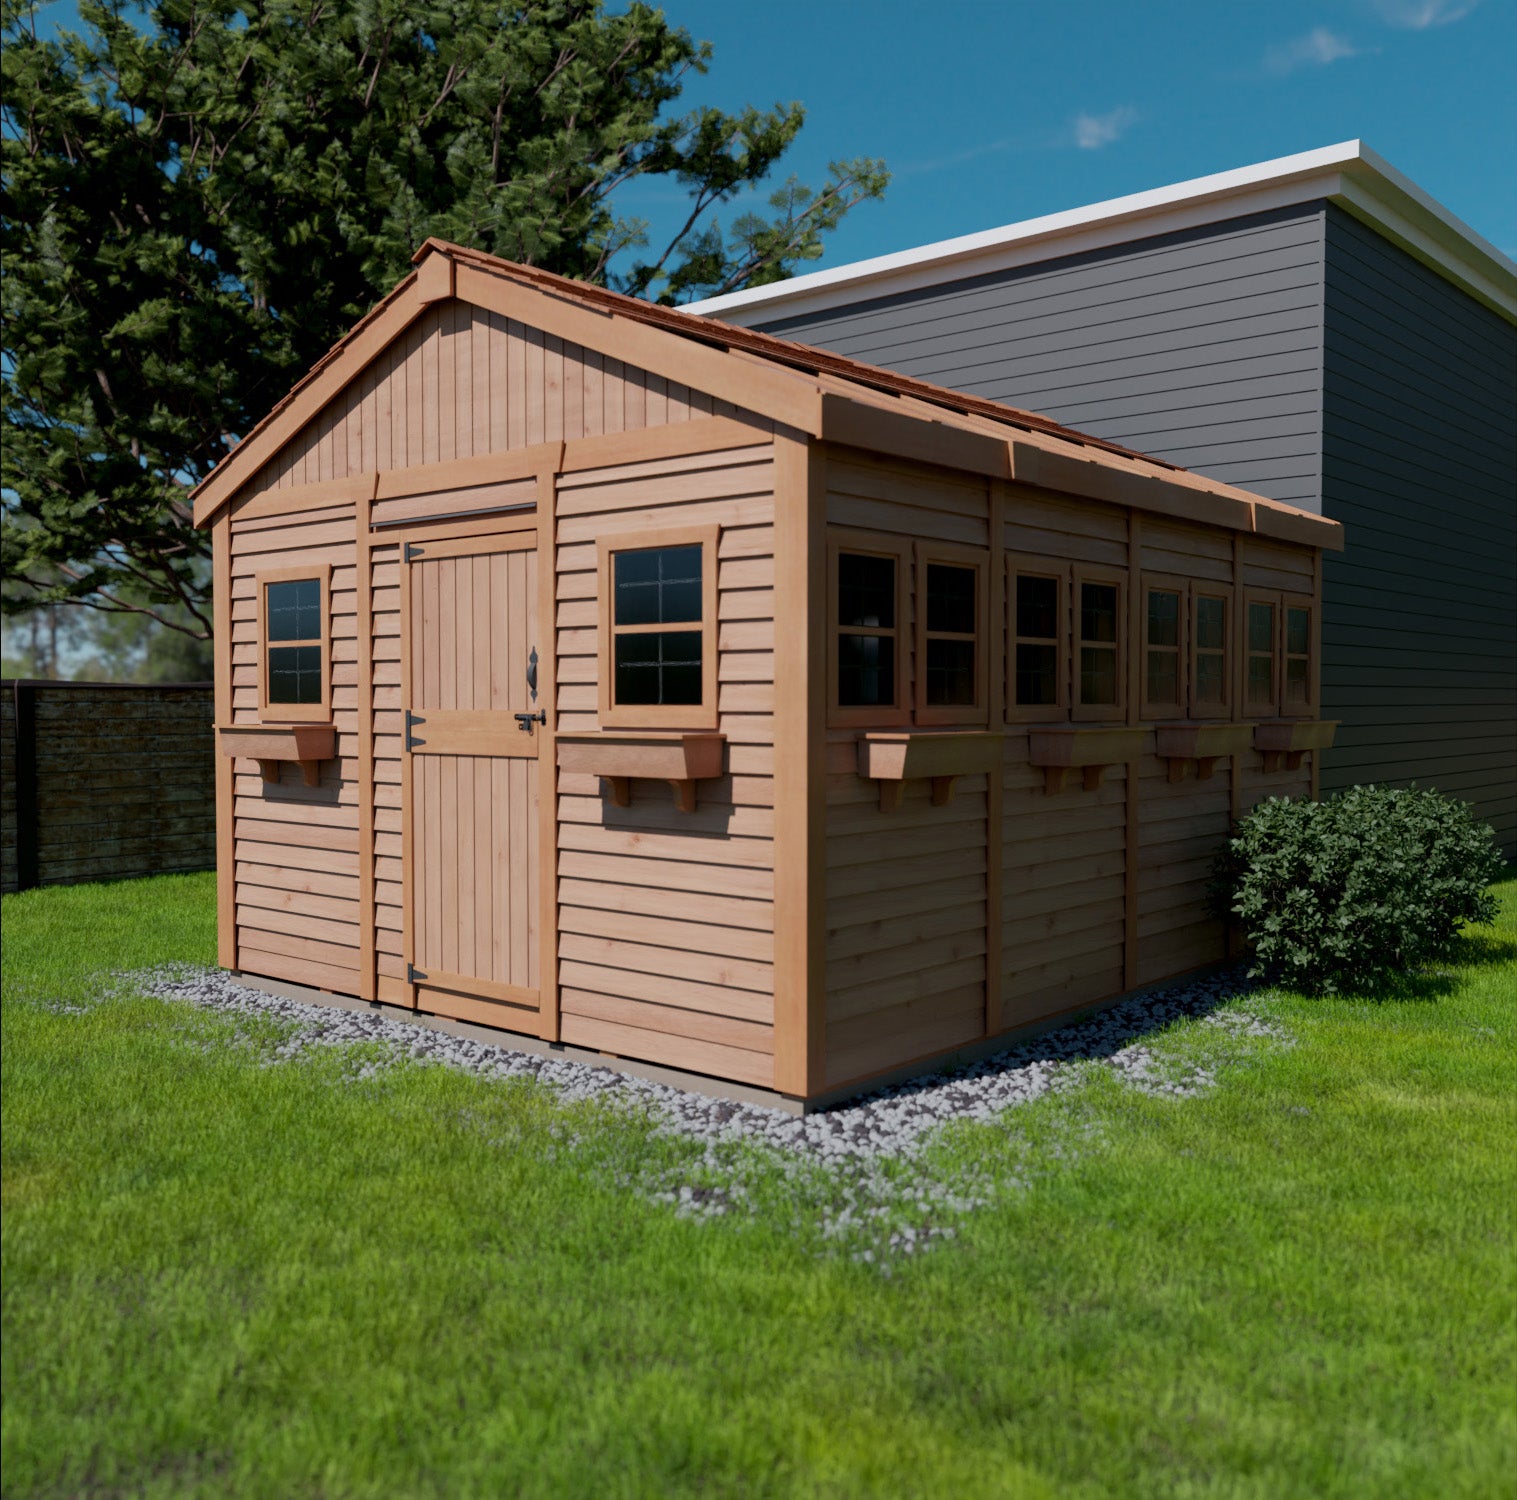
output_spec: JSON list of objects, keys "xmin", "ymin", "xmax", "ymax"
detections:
[{"xmin": 1214, "ymin": 784, "xmax": 1503, "ymax": 993}]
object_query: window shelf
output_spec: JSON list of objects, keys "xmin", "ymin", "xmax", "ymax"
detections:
[
  {"xmin": 1254, "ymin": 718, "xmax": 1338, "ymax": 773},
  {"xmin": 856, "ymin": 730, "xmax": 1002, "ymax": 812},
  {"xmin": 1155, "ymin": 722, "xmax": 1256, "ymax": 783},
  {"xmin": 557, "ymin": 731, "xmax": 726, "ymax": 813},
  {"xmin": 218, "ymin": 723, "xmax": 335, "ymax": 787},
  {"xmin": 1027, "ymin": 725, "xmax": 1146, "ymax": 794}
]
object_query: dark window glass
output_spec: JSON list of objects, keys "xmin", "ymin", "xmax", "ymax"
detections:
[
  {"xmin": 926, "ymin": 638, "xmax": 976, "ymax": 706},
  {"xmin": 1196, "ymin": 596, "xmax": 1226, "ymax": 651},
  {"xmin": 1015, "ymin": 643, "xmax": 1058, "ymax": 706},
  {"xmin": 1196, "ymin": 653, "xmax": 1225, "ymax": 705},
  {"xmin": 1016, "ymin": 575, "xmax": 1058, "ymax": 640},
  {"xmin": 1147, "ymin": 652, "xmax": 1179, "ymax": 705},
  {"xmin": 267, "ymin": 579, "xmax": 321, "ymax": 642},
  {"xmin": 838, "ymin": 552, "xmax": 895, "ymax": 629},
  {"xmin": 1147, "ymin": 590, "xmax": 1180, "ymax": 648},
  {"xmin": 1080, "ymin": 646, "xmax": 1117, "ymax": 706},
  {"xmin": 1286, "ymin": 657, "xmax": 1309, "ymax": 702},
  {"xmin": 614, "ymin": 546, "xmax": 702, "ymax": 627},
  {"xmin": 1081, "ymin": 583, "xmax": 1118, "ymax": 644},
  {"xmin": 926, "ymin": 563, "xmax": 976, "ymax": 635},
  {"xmin": 1287, "ymin": 607, "xmax": 1310, "ymax": 656},
  {"xmin": 838, "ymin": 634, "xmax": 895, "ymax": 707},
  {"xmin": 614, "ymin": 630, "xmax": 702, "ymax": 705},
  {"xmin": 1248, "ymin": 602, "xmax": 1275, "ymax": 654},
  {"xmin": 1247, "ymin": 655, "xmax": 1274, "ymax": 705},
  {"xmin": 268, "ymin": 645, "xmax": 322, "ymax": 705}
]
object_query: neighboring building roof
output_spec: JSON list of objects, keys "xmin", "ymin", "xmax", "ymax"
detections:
[
  {"xmin": 686, "ymin": 140, "xmax": 1517, "ymax": 327},
  {"xmin": 190, "ymin": 239, "xmax": 1343, "ymax": 551}
]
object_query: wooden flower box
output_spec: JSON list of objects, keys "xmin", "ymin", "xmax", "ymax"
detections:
[
  {"xmin": 1155, "ymin": 722, "xmax": 1257, "ymax": 782},
  {"xmin": 217, "ymin": 723, "xmax": 335, "ymax": 787},
  {"xmin": 556, "ymin": 731, "xmax": 726, "ymax": 813},
  {"xmin": 856, "ymin": 730, "xmax": 1003, "ymax": 812},
  {"xmin": 1027, "ymin": 725, "xmax": 1146, "ymax": 794},
  {"xmin": 1254, "ymin": 719, "xmax": 1339, "ymax": 773}
]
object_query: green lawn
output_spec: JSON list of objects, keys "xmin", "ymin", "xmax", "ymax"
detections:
[{"xmin": 3, "ymin": 871, "xmax": 1514, "ymax": 1498}]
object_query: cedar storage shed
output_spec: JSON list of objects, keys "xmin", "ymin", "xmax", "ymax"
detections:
[{"xmin": 194, "ymin": 240, "xmax": 1343, "ymax": 1109}]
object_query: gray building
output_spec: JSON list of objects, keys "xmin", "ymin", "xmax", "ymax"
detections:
[{"xmin": 691, "ymin": 142, "xmax": 1517, "ymax": 854}]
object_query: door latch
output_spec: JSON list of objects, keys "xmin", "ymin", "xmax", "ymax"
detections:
[{"xmin": 515, "ymin": 710, "xmax": 547, "ymax": 733}]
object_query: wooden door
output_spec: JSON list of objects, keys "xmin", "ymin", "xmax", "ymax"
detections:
[{"xmin": 401, "ymin": 528, "xmax": 545, "ymax": 1025}]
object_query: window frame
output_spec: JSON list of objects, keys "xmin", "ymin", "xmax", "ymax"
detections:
[
  {"xmin": 1006, "ymin": 555, "xmax": 1071, "ymax": 723},
  {"xmin": 596, "ymin": 525, "xmax": 719, "ymax": 730},
  {"xmin": 827, "ymin": 529, "xmax": 912, "ymax": 729},
  {"xmin": 1243, "ymin": 593, "xmax": 1280, "ymax": 718},
  {"xmin": 1071, "ymin": 565, "xmax": 1127, "ymax": 722},
  {"xmin": 912, "ymin": 540, "xmax": 990, "ymax": 727},
  {"xmin": 1189, "ymin": 588, "xmax": 1233, "ymax": 721},
  {"xmin": 1281, "ymin": 592, "xmax": 1315, "ymax": 717},
  {"xmin": 256, "ymin": 563, "xmax": 332, "ymax": 724},
  {"xmin": 1140, "ymin": 572, "xmax": 1189, "ymax": 723},
  {"xmin": 1242, "ymin": 590, "xmax": 1316, "ymax": 719}
]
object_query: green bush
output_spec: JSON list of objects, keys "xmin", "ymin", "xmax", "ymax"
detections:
[{"xmin": 1214, "ymin": 784, "xmax": 1503, "ymax": 993}]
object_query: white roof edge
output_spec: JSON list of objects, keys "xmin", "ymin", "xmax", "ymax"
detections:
[{"xmin": 687, "ymin": 141, "xmax": 1517, "ymax": 325}]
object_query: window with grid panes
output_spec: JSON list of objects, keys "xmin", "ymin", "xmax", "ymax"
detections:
[
  {"xmin": 1013, "ymin": 571, "xmax": 1062, "ymax": 709},
  {"xmin": 1077, "ymin": 580, "xmax": 1121, "ymax": 710},
  {"xmin": 1284, "ymin": 605, "xmax": 1311, "ymax": 708},
  {"xmin": 1247, "ymin": 600, "xmax": 1277, "ymax": 709},
  {"xmin": 1145, "ymin": 586, "xmax": 1183, "ymax": 712},
  {"xmin": 1193, "ymin": 594, "xmax": 1228, "ymax": 711},
  {"xmin": 836, "ymin": 550, "xmax": 899, "ymax": 708},
  {"xmin": 923, "ymin": 562, "xmax": 977, "ymax": 706},
  {"xmin": 610, "ymin": 544, "xmax": 704, "ymax": 706}
]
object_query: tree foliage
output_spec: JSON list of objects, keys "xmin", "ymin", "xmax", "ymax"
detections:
[{"xmin": 1, "ymin": 0, "xmax": 887, "ymax": 637}]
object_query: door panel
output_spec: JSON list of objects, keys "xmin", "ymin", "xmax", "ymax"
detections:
[{"xmin": 402, "ymin": 532, "xmax": 542, "ymax": 1014}]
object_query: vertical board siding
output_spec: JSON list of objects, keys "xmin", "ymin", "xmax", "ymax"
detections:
[
  {"xmin": 1321, "ymin": 206, "xmax": 1517, "ymax": 852},
  {"xmin": 756, "ymin": 205, "xmax": 1329, "ymax": 508},
  {"xmin": 553, "ymin": 444, "xmax": 778, "ymax": 1088},
  {"xmin": 252, "ymin": 305, "xmax": 725, "ymax": 494},
  {"xmin": 228, "ymin": 501, "xmax": 362, "ymax": 990}
]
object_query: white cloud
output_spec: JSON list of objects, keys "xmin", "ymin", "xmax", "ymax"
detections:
[
  {"xmin": 1073, "ymin": 107, "xmax": 1139, "ymax": 150},
  {"xmin": 1369, "ymin": 0, "xmax": 1479, "ymax": 27},
  {"xmin": 1265, "ymin": 27, "xmax": 1360, "ymax": 73}
]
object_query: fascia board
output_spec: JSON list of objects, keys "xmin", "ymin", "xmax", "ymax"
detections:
[{"xmin": 692, "ymin": 140, "xmax": 1516, "ymax": 328}]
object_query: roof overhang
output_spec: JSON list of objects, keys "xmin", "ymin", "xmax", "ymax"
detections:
[{"xmin": 687, "ymin": 140, "xmax": 1517, "ymax": 326}]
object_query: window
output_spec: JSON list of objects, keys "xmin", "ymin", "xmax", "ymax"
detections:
[
  {"xmin": 828, "ymin": 533, "xmax": 909, "ymax": 726},
  {"xmin": 914, "ymin": 543, "xmax": 988, "ymax": 725},
  {"xmin": 1192, "ymin": 593, "xmax": 1230, "ymax": 717},
  {"xmin": 1009, "ymin": 564, "xmax": 1068, "ymax": 719},
  {"xmin": 1284, "ymin": 604, "xmax": 1312, "ymax": 709},
  {"xmin": 1073, "ymin": 573, "xmax": 1124, "ymax": 719},
  {"xmin": 597, "ymin": 527, "xmax": 718, "ymax": 729},
  {"xmin": 1143, "ymin": 583, "xmax": 1184, "ymax": 718},
  {"xmin": 1246, "ymin": 599, "xmax": 1278, "ymax": 711},
  {"xmin": 1245, "ymin": 593, "xmax": 1314, "ymax": 718},
  {"xmin": 257, "ymin": 565, "xmax": 331, "ymax": 722}
]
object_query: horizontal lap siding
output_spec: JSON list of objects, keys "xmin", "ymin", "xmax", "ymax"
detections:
[
  {"xmin": 1002, "ymin": 749, "xmax": 1126, "ymax": 1017},
  {"xmin": 253, "ymin": 302, "xmax": 740, "ymax": 492},
  {"xmin": 822, "ymin": 454, "xmax": 991, "ymax": 1088},
  {"xmin": 228, "ymin": 505, "xmax": 362, "ymax": 991},
  {"xmin": 554, "ymin": 445, "xmax": 777, "ymax": 1088},
  {"xmin": 756, "ymin": 205, "xmax": 1328, "ymax": 509},
  {"xmin": 1321, "ymin": 206, "xmax": 1517, "ymax": 853}
]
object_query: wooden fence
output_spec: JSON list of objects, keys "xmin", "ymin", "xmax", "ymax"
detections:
[{"xmin": 1, "ymin": 680, "xmax": 215, "ymax": 894}]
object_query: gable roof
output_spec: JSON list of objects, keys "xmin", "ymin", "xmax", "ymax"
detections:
[
  {"xmin": 190, "ymin": 240, "xmax": 1343, "ymax": 549},
  {"xmin": 686, "ymin": 141, "xmax": 1517, "ymax": 327}
]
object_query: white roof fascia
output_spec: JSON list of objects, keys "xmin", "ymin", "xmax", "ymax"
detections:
[{"xmin": 689, "ymin": 141, "xmax": 1517, "ymax": 326}]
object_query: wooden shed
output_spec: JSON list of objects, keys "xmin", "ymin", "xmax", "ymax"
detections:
[{"xmin": 192, "ymin": 239, "xmax": 1344, "ymax": 1109}]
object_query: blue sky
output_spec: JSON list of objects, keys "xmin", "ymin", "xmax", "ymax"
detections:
[
  {"xmin": 617, "ymin": 0, "xmax": 1517, "ymax": 271},
  {"xmin": 25, "ymin": 0, "xmax": 1517, "ymax": 269}
]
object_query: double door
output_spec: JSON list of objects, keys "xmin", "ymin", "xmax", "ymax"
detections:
[{"xmin": 401, "ymin": 526, "xmax": 547, "ymax": 1025}]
